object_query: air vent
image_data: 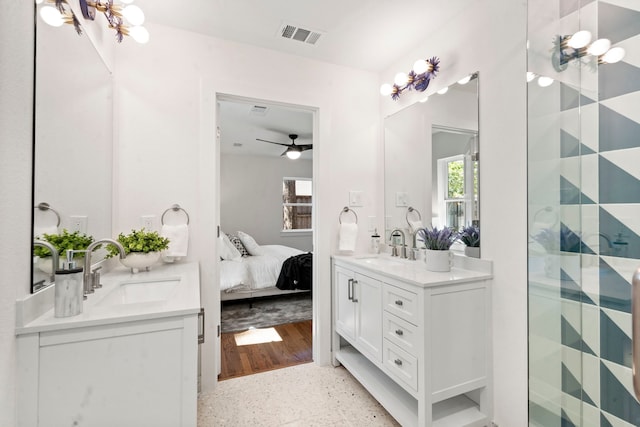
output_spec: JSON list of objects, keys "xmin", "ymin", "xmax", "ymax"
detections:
[
  {"xmin": 278, "ymin": 23, "xmax": 323, "ymax": 45},
  {"xmin": 250, "ymin": 105, "xmax": 268, "ymax": 116}
]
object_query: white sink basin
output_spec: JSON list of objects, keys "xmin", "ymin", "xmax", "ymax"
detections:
[
  {"xmin": 96, "ymin": 278, "xmax": 181, "ymax": 306},
  {"xmin": 355, "ymin": 256, "xmax": 405, "ymax": 267}
]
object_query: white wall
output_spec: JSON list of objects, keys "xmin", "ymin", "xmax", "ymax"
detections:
[
  {"xmin": 379, "ymin": 0, "xmax": 529, "ymax": 425},
  {"xmin": 114, "ymin": 23, "xmax": 381, "ymax": 391},
  {"xmin": 220, "ymin": 154, "xmax": 312, "ymax": 251},
  {"xmin": 0, "ymin": 2, "xmax": 34, "ymax": 425}
]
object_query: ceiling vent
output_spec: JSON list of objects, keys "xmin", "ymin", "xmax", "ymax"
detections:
[
  {"xmin": 250, "ymin": 105, "xmax": 268, "ymax": 116},
  {"xmin": 279, "ymin": 23, "xmax": 323, "ymax": 45}
]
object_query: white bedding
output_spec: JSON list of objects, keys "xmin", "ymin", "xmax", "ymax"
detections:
[{"xmin": 220, "ymin": 245, "xmax": 304, "ymax": 293}]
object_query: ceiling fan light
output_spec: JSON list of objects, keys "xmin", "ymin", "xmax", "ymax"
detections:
[{"xmin": 286, "ymin": 150, "xmax": 302, "ymax": 160}]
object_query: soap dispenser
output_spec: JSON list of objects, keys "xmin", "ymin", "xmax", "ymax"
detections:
[
  {"xmin": 54, "ymin": 250, "xmax": 84, "ymax": 318},
  {"xmin": 370, "ymin": 228, "xmax": 381, "ymax": 254}
]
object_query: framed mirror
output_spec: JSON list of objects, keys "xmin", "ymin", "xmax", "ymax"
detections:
[
  {"xmin": 384, "ymin": 72, "xmax": 479, "ymax": 253},
  {"xmin": 32, "ymin": 9, "xmax": 113, "ymax": 292}
]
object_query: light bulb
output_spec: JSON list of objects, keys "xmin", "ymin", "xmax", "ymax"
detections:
[
  {"xmin": 567, "ymin": 30, "xmax": 591, "ymax": 49},
  {"xmin": 419, "ymin": 96, "xmax": 429, "ymax": 103},
  {"xmin": 286, "ymin": 150, "xmax": 301, "ymax": 160},
  {"xmin": 413, "ymin": 59, "xmax": 428, "ymax": 74},
  {"xmin": 122, "ymin": 5, "xmax": 145, "ymax": 26},
  {"xmin": 380, "ymin": 83, "xmax": 393, "ymax": 96},
  {"xmin": 600, "ymin": 47, "xmax": 625, "ymax": 64},
  {"xmin": 40, "ymin": 6, "xmax": 64, "ymax": 27},
  {"xmin": 457, "ymin": 75, "xmax": 472, "ymax": 85},
  {"xmin": 526, "ymin": 72, "xmax": 537, "ymax": 82},
  {"xmin": 587, "ymin": 38, "xmax": 611, "ymax": 56},
  {"xmin": 537, "ymin": 76, "xmax": 554, "ymax": 87},
  {"xmin": 129, "ymin": 26, "xmax": 150, "ymax": 44},
  {"xmin": 35, "ymin": 0, "xmax": 44, "ymax": 4},
  {"xmin": 437, "ymin": 87, "xmax": 449, "ymax": 95},
  {"xmin": 394, "ymin": 72, "xmax": 408, "ymax": 86}
]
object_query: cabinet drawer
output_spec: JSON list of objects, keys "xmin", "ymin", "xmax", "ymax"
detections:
[
  {"xmin": 383, "ymin": 311, "xmax": 419, "ymax": 356},
  {"xmin": 383, "ymin": 284, "xmax": 418, "ymax": 325},
  {"xmin": 383, "ymin": 339, "xmax": 418, "ymax": 392}
]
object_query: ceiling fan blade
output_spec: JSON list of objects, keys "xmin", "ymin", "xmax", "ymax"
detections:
[
  {"xmin": 256, "ymin": 138, "xmax": 289, "ymax": 147},
  {"xmin": 298, "ymin": 144, "xmax": 313, "ymax": 151},
  {"xmin": 280, "ymin": 149, "xmax": 289, "ymax": 157}
]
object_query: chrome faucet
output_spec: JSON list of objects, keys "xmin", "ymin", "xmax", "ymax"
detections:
[
  {"xmin": 390, "ymin": 229, "xmax": 407, "ymax": 259},
  {"xmin": 82, "ymin": 239, "xmax": 126, "ymax": 296},
  {"xmin": 409, "ymin": 228, "xmax": 423, "ymax": 261},
  {"xmin": 34, "ymin": 240, "xmax": 59, "ymax": 284}
]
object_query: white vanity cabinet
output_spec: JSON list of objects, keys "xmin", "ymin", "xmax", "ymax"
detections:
[
  {"xmin": 332, "ymin": 256, "xmax": 492, "ymax": 427},
  {"xmin": 16, "ymin": 262, "xmax": 201, "ymax": 427},
  {"xmin": 335, "ymin": 265, "xmax": 383, "ymax": 362}
]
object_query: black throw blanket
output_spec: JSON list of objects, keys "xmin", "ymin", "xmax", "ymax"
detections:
[{"xmin": 276, "ymin": 252, "xmax": 312, "ymax": 290}]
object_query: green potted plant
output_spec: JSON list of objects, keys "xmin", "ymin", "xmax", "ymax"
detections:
[
  {"xmin": 417, "ymin": 226, "xmax": 459, "ymax": 272},
  {"xmin": 460, "ymin": 225, "xmax": 480, "ymax": 258},
  {"xmin": 33, "ymin": 229, "xmax": 95, "ymax": 273},
  {"xmin": 106, "ymin": 228, "xmax": 170, "ymax": 272}
]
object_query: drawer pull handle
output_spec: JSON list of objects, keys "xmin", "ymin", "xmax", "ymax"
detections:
[
  {"xmin": 395, "ymin": 300, "xmax": 403, "ymax": 306},
  {"xmin": 395, "ymin": 329, "xmax": 404, "ymax": 336},
  {"xmin": 394, "ymin": 359, "xmax": 403, "ymax": 366}
]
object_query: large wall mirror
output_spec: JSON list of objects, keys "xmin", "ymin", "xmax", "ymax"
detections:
[
  {"xmin": 384, "ymin": 72, "xmax": 479, "ymax": 253},
  {"xmin": 32, "ymin": 11, "xmax": 113, "ymax": 292}
]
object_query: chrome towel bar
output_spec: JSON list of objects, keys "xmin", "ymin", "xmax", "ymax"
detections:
[
  {"xmin": 339, "ymin": 206, "xmax": 358, "ymax": 224},
  {"xmin": 161, "ymin": 204, "xmax": 190, "ymax": 225}
]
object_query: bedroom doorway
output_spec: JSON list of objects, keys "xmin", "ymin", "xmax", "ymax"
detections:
[{"xmin": 216, "ymin": 94, "xmax": 315, "ymax": 380}]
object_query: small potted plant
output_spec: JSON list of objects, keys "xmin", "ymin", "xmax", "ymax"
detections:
[
  {"xmin": 460, "ymin": 225, "xmax": 480, "ymax": 258},
  {"xmin": 417, "ymin": 226, "xmax": 459, "ymax": 272},
  {"xmin": 106, "ymin": 228, "xmax": 170, "ymax": 272},
  {"xmin": 33, "ymin": 229, "xmax": 95, "ymax": 273}
]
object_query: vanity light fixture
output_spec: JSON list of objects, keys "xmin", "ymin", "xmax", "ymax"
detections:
[
  {"xmin": 79, "ymin": 0, "xmax": 149, "ymax": 43},
  {"xmin": 553, "ymin": 30, "xmax": 625, "ymax": 71},
  {"xmin": 457, "ymin": 75, "xmax": 472, "ymax": 85},
  {"xmin": 436, "ymin": 86, "xmax": 449, "ymax": 95},
  {"xmin": 379, "ymin": 56, "xmax": 440, "ymax": 100},
  {"xmin": 37, "ymin": 0, "xmax": 149, "ymax": 44},
  {"xmin": 537, "ymin": 76, "xmax": 554, "ymax": 87},
  {"xmin": 526, "ymin": 71, "xmax": 537, "ymax": 82}
]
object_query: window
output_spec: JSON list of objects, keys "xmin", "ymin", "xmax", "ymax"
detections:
[
  {"xmin": 282, "ymin": 177, "xmax": 312, "ymax": 231},
  {"xmin": 437, "ymin": 155, "xmax": 477, "ymax": 230}
]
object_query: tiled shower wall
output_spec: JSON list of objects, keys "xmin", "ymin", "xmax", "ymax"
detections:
[{"xmin": 528, "ymin": 0, "xmax": 640, "ymax": 426}]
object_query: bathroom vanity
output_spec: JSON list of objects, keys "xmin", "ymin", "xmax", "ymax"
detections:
[
  {"xmin": 15, "ymin": 262, "xmax": 201, "ymax": 427},
  {"xmin": 332, "ymin": 254, "xmax": 492, "ymax": 427}
]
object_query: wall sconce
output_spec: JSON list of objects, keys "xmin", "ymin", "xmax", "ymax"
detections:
[
  {"xmin": 37, "ymin": 0, "xmax": 149, "ymax": 44},
  {"xmin": 380, "ymin": 56, "xmax": 440, "ymax": 100},
  {"xmin": 553, "ymin": 30, "xmax": 625, "ymax": 71}
]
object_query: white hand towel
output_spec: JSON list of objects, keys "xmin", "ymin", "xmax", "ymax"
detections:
[
  {"xmin": 338, "ymin": 223, "xmax": 358, "ymax": 252},
  {"xmin": 161, "ymin": 224, "xmax": 189, "ymax": 261},
  {"xmin": 34, "ymin": 225, "xmax": 59, "ymax": 239},
  {"xmin": 408, "ymin": 220, "xmax": 424, "ymax": 233}
]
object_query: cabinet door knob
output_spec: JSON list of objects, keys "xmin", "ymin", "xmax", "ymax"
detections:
[
  {"xmin": 395, "ymin": 329, "xmax": 404, "ymax": 336},
  {"xmin": 394, "ymin": 359, "xmax": 403, "ymax": 366},
  {"xmin": 395, "ymin": 299, "xmax": 403, "ymax": 306}
]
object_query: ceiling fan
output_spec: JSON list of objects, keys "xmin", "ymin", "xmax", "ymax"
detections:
[{"xmin": 256, "ymin": 134, "xmax": 312, "ymax": 159}]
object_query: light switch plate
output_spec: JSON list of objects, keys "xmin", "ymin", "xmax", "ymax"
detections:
[
  {"xmin": 70, "ymin": 215, "xmax": 88, "ymax": 233},
  {"xmin": 141, "ymin": 215, "xmax": 155, "ymax": 230},
  {"xmin": 396, "ymin": 192, "xmax": 409, "ymax": 207},
  {"xmin": 349, "ymin": 190, "xmax": 363, "ymax": 207}
]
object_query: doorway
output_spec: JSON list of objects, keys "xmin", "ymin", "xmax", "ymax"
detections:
[{"xmin": 216, "ymin": 94, "xmax": 316, "ymax": 379}]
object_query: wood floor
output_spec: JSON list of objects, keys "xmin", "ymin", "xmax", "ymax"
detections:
[{"xmin": 218, "ymin": 320, "xmax": 312, "ymax": 380}]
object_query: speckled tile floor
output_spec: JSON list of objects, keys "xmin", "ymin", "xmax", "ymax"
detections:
[{"xmin": 198, "ymin": 363, "xmax": 401, "ymax": 426}]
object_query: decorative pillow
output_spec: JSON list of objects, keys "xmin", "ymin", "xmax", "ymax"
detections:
[
  {"xmin": 237, "ymin": 231, "xmax": 264, "ymax": 256},
  {"xmin": 219, "ymin": 233, "xmax": 242, "ymax": 261},
  {"xmin": 226, "ymin": 233, "xmax": 250, "ymax": 257}
]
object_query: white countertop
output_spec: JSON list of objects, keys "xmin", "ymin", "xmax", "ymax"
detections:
[
  {"xmin": 16, "ymin": 262, "xmax": 200, "ymax": 335},
  {"xmin": 332, "ymin": 253, "xmax": 492, "ymax": 288}
]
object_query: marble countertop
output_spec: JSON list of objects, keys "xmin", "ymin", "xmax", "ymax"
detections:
[
  {"xmin": 16, "ymin": 261, "xmax": 200, "ymax": 335},
  {"xmin": 332, "ymin": 253, "xmax": 492, "ymax": 288}
]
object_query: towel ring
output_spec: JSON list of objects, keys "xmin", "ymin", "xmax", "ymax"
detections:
[
  {"xmin": 161, "ymin": 204, "xmax": 190, "ymax": 225},
  {"xmin": 34, "ymin": 202, "xmax": 61, "ymax": 227},
  {"xmin": 339, "ymin": 207, "xmax": 358, "ymax": 224},
  {"xmin": 405, "ymin": 206, "xmax": 422, "ymax": 226}
]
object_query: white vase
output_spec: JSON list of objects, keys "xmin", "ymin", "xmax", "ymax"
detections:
[
  {"xmin": 464, "ymin": 246, "xmax": 480, "ymax": 258},
  {"xmin": 424, "ymin": 249, "xmax": 453, "ymax": 272},
  {"xmin": 120, "ymin": 252, "xmax": 161, "ymax": 273}
]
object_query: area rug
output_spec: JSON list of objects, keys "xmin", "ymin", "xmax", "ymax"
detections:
[{"xmin": 221, "ymin": 293, "xmax": 312, "ymax": 333}]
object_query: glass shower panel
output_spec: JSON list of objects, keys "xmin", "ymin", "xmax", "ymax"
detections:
[{"xmin": 528, "ymin": 1, "xmax": 640, "ymax": 426}]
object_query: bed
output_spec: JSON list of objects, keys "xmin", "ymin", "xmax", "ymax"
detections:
[{"xmin": 220, "ymin": 244, "xmax": 311, "ymax": 301}]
